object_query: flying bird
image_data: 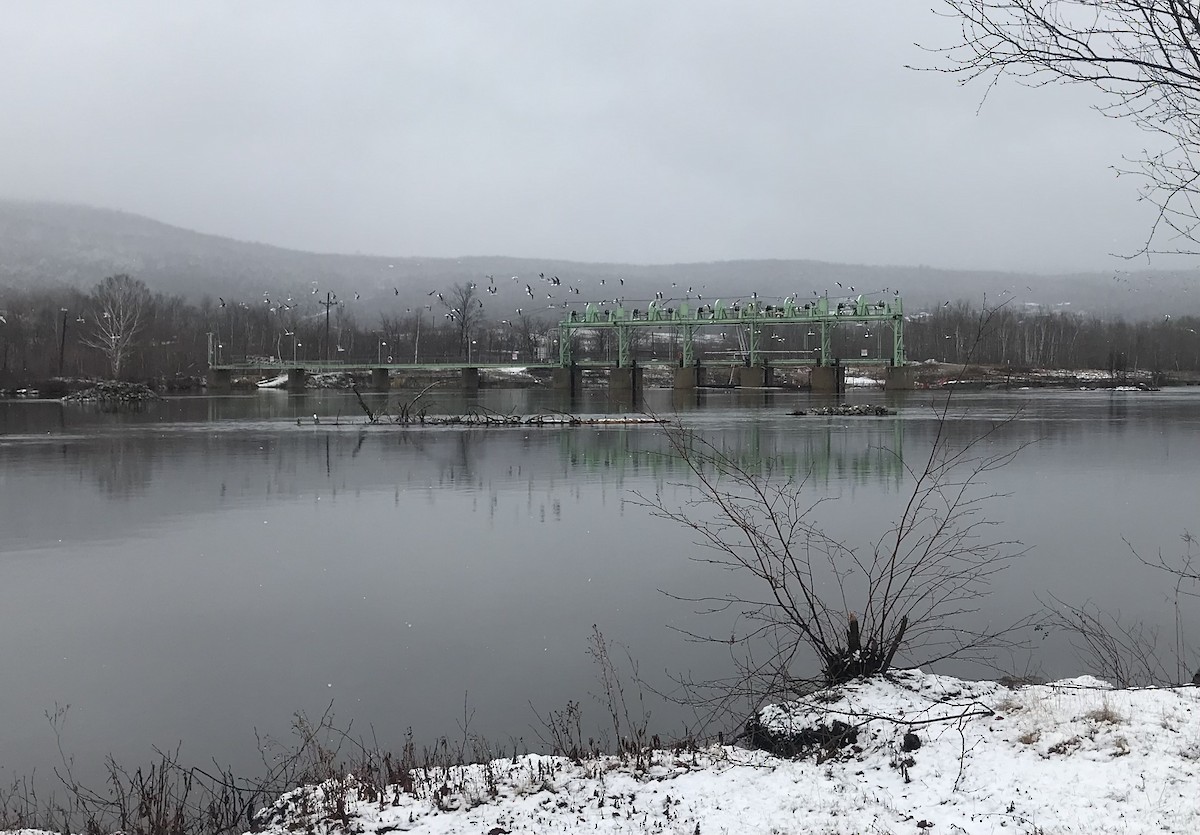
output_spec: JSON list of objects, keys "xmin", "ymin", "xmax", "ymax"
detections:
[
  {"xmin": 394, "ymin": 288, "xmax": 399, "ymax": 295},
  {"xmin": 219, "ymin": 297, "xmax": 226, "ymax": 307}
]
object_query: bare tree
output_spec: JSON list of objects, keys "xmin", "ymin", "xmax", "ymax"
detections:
[
  {"xmin": 636, "ymin": 406, "xmax": 1031, "ymax": 730},
  {"xmin": 442, "ymin": 282, "xmax": 484, "ymax": 360},
  {"xmin": 930, "ymin": 1, "xmax": 1200, "ymax": 254},
  {"xmin": 81, "ymin": 274, "xmax": 151, "ymax": 379}
]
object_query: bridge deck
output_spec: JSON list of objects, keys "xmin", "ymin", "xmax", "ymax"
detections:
[{"xmin": 208, "ymin": 358, "xmax": 899, "ymax": 373}]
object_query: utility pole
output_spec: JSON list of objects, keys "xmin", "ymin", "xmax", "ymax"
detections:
[
  {"xmin": 318, "ymin": 291, "xmax": 337, "ymax": 363},
  {"xmin": 58, "ymin": 308, "xmax": 69, "ymax": 376}
]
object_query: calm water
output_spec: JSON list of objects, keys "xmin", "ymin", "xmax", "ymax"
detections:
[{"xmin": 1, "ymin": 386, "xmax": 1198, "ymax": 783}]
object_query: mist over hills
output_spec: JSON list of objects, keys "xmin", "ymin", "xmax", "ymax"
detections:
[{"xmin": 1, "ymin": 200, "xmax": 1196, "ymax": 320}]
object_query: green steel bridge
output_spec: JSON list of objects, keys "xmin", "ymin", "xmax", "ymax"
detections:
[{"xmin": 206, "ymin": 294, "xmax": 913, "ymax": 392}]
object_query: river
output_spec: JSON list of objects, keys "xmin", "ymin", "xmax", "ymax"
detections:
[{"xmin": 1, "ymin": 386, "xmax": 1197, "ymax": 785}]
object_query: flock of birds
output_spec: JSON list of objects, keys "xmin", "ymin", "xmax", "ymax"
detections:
[
  {"xmin": 211, "ymin": 269, "xmax": 930, "ymax": 328},
  {"xmin": 202, "ymin": 265, "xmax": 1195, "ymax": 328}
]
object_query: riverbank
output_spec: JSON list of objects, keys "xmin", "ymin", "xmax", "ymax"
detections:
[
  {"xmin": 250, "ymin": 671, "xmax": 1197, "ymax": 834},
  {"xmin": 9, "ymin": 670, "xmax": 1192, "ymax": 835},
  {"xmin": 251, "ymin": 671, "xmax": 1199, "ymax": 834},
  {"xmin": 3, "ymin": 364, "xmax": 1198, "ymax": 397}
]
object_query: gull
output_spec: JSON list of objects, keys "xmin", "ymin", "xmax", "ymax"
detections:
[
  {"xmin": 219, "ymin": 297, "xmax": 226, "ymax": 307},
  {"xmin": 394, "ymin": 288, "xmax": 399, "ymax": 295}
]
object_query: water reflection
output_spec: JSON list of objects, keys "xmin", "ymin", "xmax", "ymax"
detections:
[{"xmin": 557, "ymin": 420, "xmax": 907, "ymax": 487}]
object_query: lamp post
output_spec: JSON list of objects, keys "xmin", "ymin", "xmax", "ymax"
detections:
[
  {"xmin": 294, "ymin": 341, "xmax": 302, "ymax": 363},
  {"xmin": 378, "ymin": 339, "xmax": 387, "ymax": 364},
  {"xmin": 58, "ymin": 308, "xmax": 69, "ymax": 376}
]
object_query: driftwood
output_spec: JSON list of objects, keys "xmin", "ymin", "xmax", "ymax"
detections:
[
  {"xmin": 348, "ymin": 385, "xmax": 661, "ymax": 427},
  {"xmin": 62, "ymin": 381, "xmax": 162, "ymax": 403},
  {"xmin": 790, "ymin": 404, "xmax": 892, "ymax": 417}
]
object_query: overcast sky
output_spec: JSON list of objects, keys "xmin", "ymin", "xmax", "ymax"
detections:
[{"xmin": 0, "ymin": 1, "xmax": 1181, "ymax": 273}]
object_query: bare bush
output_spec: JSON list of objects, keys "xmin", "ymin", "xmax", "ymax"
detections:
[
  {"xmin": 636, "ymin": 403, "xmax": 1032, "ymax": 728},
  {"xmin": 1045, "ymin": 532, "xmax": 1198, "ymax": 686}
]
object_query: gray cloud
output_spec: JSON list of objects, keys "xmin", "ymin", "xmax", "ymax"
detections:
[{"xmin": 0, "ymin": 0, "xmax": 1180, "ymax": 272}]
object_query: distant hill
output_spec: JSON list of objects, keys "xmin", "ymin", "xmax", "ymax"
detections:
[{"xmin": 1, "ymin": 200, "xmax": 1196, "ymax": 319}]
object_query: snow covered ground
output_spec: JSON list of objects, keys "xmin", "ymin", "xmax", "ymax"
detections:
[{"xmin": 133, "ymin": 671, "xmax": 1194, "ymax": 835}]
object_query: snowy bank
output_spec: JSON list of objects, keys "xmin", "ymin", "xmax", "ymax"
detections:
[
  {"xmin": 6, "ymin": 671, "xmax": 1198, "ymax": 835},
  {"xmin": 250, "ymin": 672, "xmax": 1200, "ymax": 833}
]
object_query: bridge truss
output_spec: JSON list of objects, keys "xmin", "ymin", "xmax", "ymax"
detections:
[{"xmin": 557, "ymin": 295, "xmax": 906, "ymax": 368}]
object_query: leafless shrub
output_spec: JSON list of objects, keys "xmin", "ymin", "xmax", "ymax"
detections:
[
  {"xmin": 1042, "ymin": 595, "xmax": 1174, "ymax": 688},
  {"xmin": 636, "ymin": 404, "xmax": 1032, "ymax": 730}
]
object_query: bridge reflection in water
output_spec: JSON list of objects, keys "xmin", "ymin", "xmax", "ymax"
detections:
[{"xmin": 558, "ymin": 417, "xmax": 906, "ymax": 488}]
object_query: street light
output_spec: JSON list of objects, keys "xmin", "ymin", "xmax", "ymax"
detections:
[
  {"xmin": 58, "ymin": 307, "xmax": 69, "ymax": 376},
  {"xmin": 378, "ymin": 340, "xmax": 387, "ymax": 364},
  {"xmin": 469, "ymin": 339, "xmax": 477, "ymax": 364}
]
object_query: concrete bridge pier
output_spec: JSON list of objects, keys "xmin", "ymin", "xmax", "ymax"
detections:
[
  {"xmin": 206, "ymin": 368, "xmax": 232, "ymax": 392},
  {"xmin": 461, "ymin": 367, "xmax": 480, "ymax": 391},
  {"xmin": 737, "ymin": 365, "xmax": 770, "ymax": 388},
  {"xmin": 674, "ymin": 365, "xmax": 704, "ymax": 390},
  {"xmin": 371, "ymin": 368, "xmax": 390, "ymax": 391},
  {"xmin": 884, "ymin": 365, "xmax": 918, "ymax": 390},
  {"xmin": 552, "ymin": 365, "xmax": 582, "ymax": 396},
  {"xmin": 610, "ymin": 366, "xmax": 643, "ymax": 398},
  {"xmin": 286, "ymin": 368, "xmax": 308, "ymax": 392},
  {"xmin": 810, "ymin": 365, "xmax": 846, "ymax": 394}
]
